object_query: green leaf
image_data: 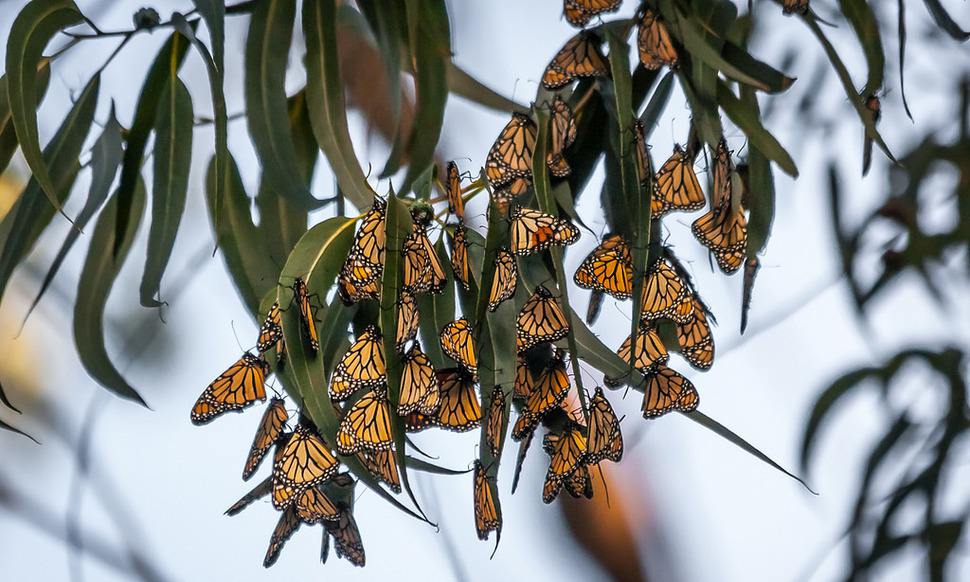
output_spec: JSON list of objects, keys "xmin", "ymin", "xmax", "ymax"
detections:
[
  {"xmin": 357, "ymin": 0, "xmax": 405, "ymax": 128},
  {"xmin": 921, "ymin": 0, "xmax": 969, "ymax": 41},
  {"xmin": 447, "ymin": 62, "xmax": 527, "ymax": 114},
  {"xmin": 303, "ymin": 0, "xmax": 376, "ymax": 211},
  {"xmin": 638, "ymin": 70, "xmax": 675, "ymax": 141},
  {"xmin": 803, "ymin": 16, "xmax": 895, "ymax": 163},
  {"xmin": 0, "ymin": 60, "xmax": 51, "ymax": 176},
  {"xmin": 0, "ymin": 73, "xmax": 97, "ymax": 308},
  {"xmin": 531, "ymin": 105, "xmax": 588, "ymax": 417},
  {"xmin": 742, "ymin": 92, "xmax": 777, "ymax": 256},
  {"xmin": 23, "ymin": 106, "xmax": 123, "ymax": 325},
  {"xmin": 115, "ymin": 29, "xmax": 193, "ymax": 257},
  {"xmin": 205, "ymin": 155, "xmax": 278, "ymax": 316},
  {"xmin": 191, "ymin": 0, "xmax": 225, "ymax": 69},
  {"xmin": 685, "ymin": 410, "xmax": 816, "ymax": 493},
  {"xmin": 405, "ymin": 456, "xmax": 471, "ymax": 475},
  {"xmin": 246, "ymin": 0, "xmax": 321, "ymax": 211},
  {"xmin": 74, "ymin": 181, "xmax": 147, "ymax": 405},
  {"xmin": 171, "ymin": 12, "xmax": 228, "ymax": 250},
  {"xmin": 800, "ymin": 367, "xmax": 876, "ymax": 473},
  {"xmin": 4, "ymin": 0, "xmax": 83, "ymax": 219},
  {"xmin": 0, "ymin": 417, "xmax": 38, "ymax": 443},
  {"xmin": 717, "ymin": 80, "xmax": 798, "ymax": 177},
  {"xmin": 397, "ymin": 0, "xmax": 450, "ymax": 192},
  {"xmin": 140, "ymin": 75, "xmax": 193, "ymax": 307},
  {"xmin": 837, "ymin": 0, "xmax": 885, "ymax": 97},
  {"xmin": 256, "ymin": 92, "xmax": 312, "ymax": 267},
  {"xmin": 0, "ymin": 378, "xmax": 22, "ymax": 414}
]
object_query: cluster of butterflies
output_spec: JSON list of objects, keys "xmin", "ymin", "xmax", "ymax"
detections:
[{"xmin": 187, "ymin": 0, "xmax": 770, "ymax": 566}]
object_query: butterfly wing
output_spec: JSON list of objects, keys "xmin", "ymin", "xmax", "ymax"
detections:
[
  {"xmin": 243, "ymin": 397, "xmax": 288, "ymax": 480},
  {"xmin": 191, "ymin": 353, "xmax": 269, "ymax": 425}
]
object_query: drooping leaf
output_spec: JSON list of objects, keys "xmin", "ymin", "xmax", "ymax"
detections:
[
  {"xmin": 23, "ymin": 106, "xmax": 123, "ymax": 324},
  {"xmin": 405, "ymin": 456, "xmax": 471, "ymax": 475},
  {"xmin": 638, "ymin": 70, "xmax": 675, "ymax": 141},
  {"xmin": 717, "ymin": 80, "xmax": 798, "ymax": 177},
  {"xmin": 0, "ymin": 417, "xmax": 38, "ymax": 443},
  {"xmin": 921, "ymin": 0, "xmax": 970, "ymax": 41},
  {"xmin": 0, "ymin": 74, "xmax": 98, "ymax": 308},
  {"xmin": 357, "ymin": 0, "xmax": 405, "ymax": 130},
  {"xmin": 256, "ymin": 92, "xmax": 313, "ymax": 268},
  {"xmin": 246, "ymin": 0, "xmax": 321, "ymax": 210},
  {"xmin": 0, "ymin": 60, "xmax": 51, "ymax": 177},
  {"xmin": 74, "ymin": 181, "xmax": 147, "ymax": 405},
  {"xmin": 205, "ymin": 155, "xmax": 278, "ymax": 316},
  {"xmin": 172, "ymin": 12, "xmax": 228, "ymax": 250},
  {"xmin": 4, "ymin": 0, "xmax": 83, "ymax": 219},
  {"xmin": 115, "ymin": 28, "xmax": 193, "ymax": 257},
  {"xmin": 837, "ymin": 0, "xmax": 885, "ymax": 97},
  {"xmin": 397, "ymin": 0, "xmax": 450, "ymax": 192},
  {"xmin": 0, "ymin": 378, "xmax": 22, "ymax": 414},
  {"xmin": 303, "ymin": 0, "xmax": 377, "ymax": 210},
  {"xmin": 447, "ymin": 63, "xmax": 527, "ymax": 114},
  {"xmin": 140, "ymin": 76, "xmax": 194, "ymax": 307},
  {"xmin": 742, "ymin": 90, "xmax": 777, "ymax": 255}
]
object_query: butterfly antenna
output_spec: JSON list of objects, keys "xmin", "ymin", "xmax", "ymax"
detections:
[{"xmin": 229, "ymin": 320, "xmax": 251, "ymax": 353}]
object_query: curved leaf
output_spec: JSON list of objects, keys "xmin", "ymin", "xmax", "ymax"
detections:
[
  {"xmin": 447, "ymin": 62, "xmax": 527, "ymax": 114},
  {"xmin": 638, "ymin": 70, "xmax": 675, "ymax": 141},
  {"xmin": 24, "ymin": 106, "xmax": 123, "ymax": 324},
  {"xmin": 0, "ymin": 60, "xmax": 51, "ymax": 177},
  {"xmin": 800, "ymin": 367, "xmax": 877, "ymax": 472},
  {"xmin": 205, "ymin": 155, "xmax": 278, "ymax": 316},
  {"xmin": 74, "ymin": 181, "xmax": 147, "ymax": 405},
  {"xmin": 0, "ymin": 74, "xmax": 98, "ymax": 308},
  {"xmin": 921, "ymin": 0, "xmax": 969, "ymax": 41},
  {"xmin": 357, "ymin": 0, "xmax": 405, "ymax": 129},
  {"xmin": 398, "ymin": 0, "xmax": 450, "ymax": 191},
  {"xmin": 191, "ymin": 0, "xmax": 225, "ymax": 68},
  {"xmin": 140, "ymin": 76, "xmax": 193, "ymax": 307},
  {"xmin": 4, "ymin": 0, "xmax": 82, "ymax": 219},
  {"xmin": 302, "ymin": 0, "xmax": 375, "ymax": 210},
  {"xmin": 0, "ymin": 417, "xmax": 37, "ymax": 443},
  {"xmin": 837, "ymin": 0, "xmax": 885, "ymax": 97},
  {"xmin": 115, "ymin": 29, "xmax": 193, "ymax": 257},
  {"xmin": 246, "ymin": 0, "xmax": 320, "ymax": 210},
  {"xmin": 742, "ymin": 88, "xmax": 777, "ymax": 257}
]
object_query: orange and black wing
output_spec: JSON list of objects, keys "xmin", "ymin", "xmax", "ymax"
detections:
[
  {"xmin": 654, "ymin": 145, "xmax": 705, "ymax": 218},
  {"xmin": 450, "ymin": 222, "xmax": 470, "ymax": 291},
  {"xmin": 263, "ymin": 505, "xmax": 302, "ymax": 568},
  {"xmin": 398, "ymin": 343, "xmax": 439, "ymax": 415},
  {"xmin": 586, "ymin": 386, "xmax": 623, "ymax": 463},
  {"xmin": 395, "ymin": 290, "xmax": 419, "ymax": 353},
  {"xmin": 637, "ymin": 7, "xmax": 678, "ymax": 70},
  {"xmin": 243, "ymin": 397, "xmax": 288, "ymax": 480},
  {"xmin": 573, "ymin": 234, "xmax": 633, "ymax": 300},
  {"xmin": 509, "ymin": 205, "xmax": 580, "ymax": 255},
  {"xmin": 542, "ymin": 32, "xmax": 609, "ymax": 90},
  {"xmin": 294, "ymin": 278, "xmax": 319, "ymax": 353},
  {"xmin": 272, "ymin": 420, "xmax": 339, "ymax": 509},
  {"xmin": 563, "ymin": 0, "xmax": 622, "ymax": 27},
  {"xmin": 336, "ymin": 390, "xmax": 395, "ymax": 455},
  {"xmin": 358, "ymin": 449, "xmax": 401, "ymax": 493},
  {"xmin": 604, "ymin": 324, "xmax": 668, "ymax": 386},
  {"xmin": 329, "ymin": 325, "xmax": 387, "ymax": 401},
  {"xmin": 488, "ymin": 249, "xmax": 518, "ymax": 312},
  {"xmin": 436, "ymin": 368, "xmax": 482, "ymax": 432},
  {"xmin": 485, "ymin": 113, "xmax": 537, "ymax": 189},
  {"xmin": 446, "ymin": 161, "xmax": 465, "ymax": 219},
  {"xmin": 191, "ymin": 353, "xmax": 269, "ymax": 425},
  {"xmin": 325, "ymin": 510, "xmax": 366, "ymax": 567},
  {"xmin": 642, "ymin": 365, "xmax": 700, "ymax": 418},
  {"xmin": 675, "ymin": 298, "xmax": 715, "ymax": 370},
  {"xmin": 485, "ymin": 388, "xmax": 508, "ymax": 458},
  {"xmin": 547, "ymin": 96, "xmax": 577, "ymax": 177},
  {"xmin": 473, "ymin": 461, "xmax": 502, "ymax": 541},
  {"xmin": 440, "ymin": 318, "xmax": 478, "ymax": 377},
  {"xmin": 516, "ymin": 285, "xmax": 570, "ymax": 352}
]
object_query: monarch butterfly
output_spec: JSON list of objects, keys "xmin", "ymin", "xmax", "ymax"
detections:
[
  {"xmin": 512, "ymin": 351, "xmax": 570, "ymax": 440},
  {"xmin": 329, "ymin": 325, "xmax": 387, "ymax": 401},
  {"xmin": 296, "ymin": 485, "xmax": 340, "ymax": 524},
  {"xmin": 257, "ymin": 301, "xmax": 283, "ymax": 354},
  {"xmin": 358, "ymin": 449, "xmax": 401, "ymax": 493},
  {"xmin": 336, "ymin": 390, "xmax": 394, "ymax": 455},
  {"xmin": 783, "ymin": 0, "xmax": 809, "ymax": 15},
  {"xmin": 642, "ymin": 364, "xmax": 699, "ymax": 418},
  {"xmin": 675, "ymin": 298, "xmax": 714, "ymax": 370},
  {"xmin": 605, "ymin": 324, "xmax": 669, "ymax": 386},
  {"xmin": 574, "ymin": 234, "xmax": 633, "ymax": 300},
  {"xmin": 243, "ymin": 397, "xmax": 288, "ymax": 480},
  {"xmin": 435, "ymin": 368, "xmax": 482, "ymax": 432},
  {"xmin": 542, "ymin": 423, "xmax": 587, "ymax": 503},
  {"xmin": 542, "ymin": 31, "xmax": 609, "ymax": 90},
  {"xmin": 225, "ymin": 475, "xmax": 272, "ymax": 516},
  {"xmin": 485, "ymin": 388, "xmax": 507, "ymax": 458},
  {"xmin": 510, "ymin": 205, "xmax": 580, "ymax": 256},
  {"xmin": 396, "ymin": 291, "xmax": 419, "ymax": 353},
  {"xmin": 293, "ymin": 278, "xmax": 319, "ymax": 353},
  {"xmin": 634, "ymin": 120, "xmax": 651, "ymax": 187},
  {"xmin": 398, "ymin": 343, "xmax": 439, "ymax": 415},
  {"xmin": 191, "ymin": 353, "xmax": 269, "ymax": 425},
  {"xmin": 586, "ymin": 386, "xmax": 623, "ymax": 463},
  {"xmin": 416, "ymin": 225, "xmax": 447, "ymax": 294},
  {"xmin": 517, "ymin": 285, "xmax": 570, "ymax": 352},
  {"xmin": 564, "ymin": 464, "xmax": 594, "ymax": 499},
  {"xmin": 272, "ymin": 420, "xmax": 339, "ymax": 509},
  {"xmin": 350, "ymin": 197, "xmax": 387, "ymax": 267},
  {"xmin": 692, "ymin": 200, "xmax": 747, "ymax": 274},
  {"xmin": 639, "ymin": 258, "xmax": 690, "ymax": 323},
  {"xmin": 450, "ymin": 222, "xmax": 470, "ymax": 291},
  {"xmin": 563, "ymin": 0, "xmax": 622, "ymax": 27},
  {"xmin": 473, "ymin": 461, "xmax": 502, "ymax": 541},
  {"xmin": 337, "ymin": 256, "xmax": 382, "ymax": 305},
  {"xmin": 492, "ymin": 177, "xmax": 532, "ymax": 208},
  {"xmin": 637, "ymin": 7, "xmax": 678, "ymax": 70},
  {"xmin": 402, "ymin": 225, "xmax": 446, "ymax": 294},
  {"xmin": 513, "ymin": 358, "xmax": 535, "ymax": 400},
  {"xmin": 446, "ymin": 161, "xmax": 464, "ymax": 219},
  {"xmin": 488, "ymin": 249, "xmax": 518, "ymax": 312},
  {"xmin": 324, "ymin": 510, "xmax": 366, "ymax": 567},
  {"xmin": 547, "ymin": 96, "xmax": 577, "ymax": 178},
  {"xmin": 485, "ymin": 113, "xmax": 537, "ymax": 189},
  {"xmin": 440, "ymin": 318, "xmax": 478, "ymax": 377},
  {"xmin": 263, "ymin": 505, "xmax": 301, "ymax": 568},
  {"xmin": 653, "ymin": 145, "xmax": 705, "ymax": 218}
]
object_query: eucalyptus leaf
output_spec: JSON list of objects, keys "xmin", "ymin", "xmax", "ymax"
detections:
[
  {"xmin": 74, "ymin": 182, "xmax": 147, "ymax": 406},
  {"xmin": 0, "ymin": 60, "xmax": 51, "ymax": 177},
  {"xmin": 717, "ymin": 80, "xmax": 798, "ymax": 177},
  {"xmin": 140, "ymin": 76, "xmax": 193, "ymax": 307},
  {"xmin": 836, "ymin": 0, "xmax": 885, "ymax": 97},
  {"xmin": 921, "ymin": 0, "xmax": 969, "ymax": 41},
  {"xmin": 4, "ymin": 0, "xmax": 83, "ymax": 219},
  {"xmin": 0, "ymin": 74, "xmax": 98, "ymax": 308}
]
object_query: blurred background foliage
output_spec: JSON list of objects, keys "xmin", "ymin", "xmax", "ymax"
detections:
[{"xmin": 0, "ymin": 0, "xmax": 967, "ymax": 580}]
